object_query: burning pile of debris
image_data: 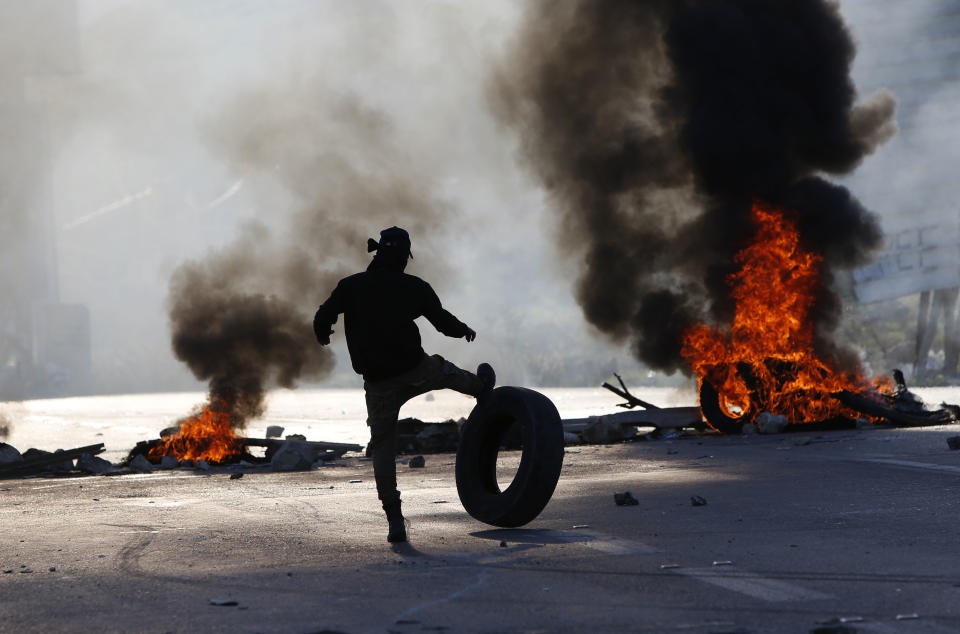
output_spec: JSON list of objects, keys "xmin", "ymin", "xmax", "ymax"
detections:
[
  {"xmin": 125, "ymin": 410, "xmax": 361, "ymax": 473},
  {"xmin": 580, "ymin": 371, "xmax": 958, "ymax": 442}
]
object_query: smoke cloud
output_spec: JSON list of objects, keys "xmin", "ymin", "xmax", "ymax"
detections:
[
  {"xmin": 170, "ymin": 72, "xmax": 455, "ymax": 427},
  {"xmin": 493, "ymin": 0, "xmax": 895, "ymax": 373}
]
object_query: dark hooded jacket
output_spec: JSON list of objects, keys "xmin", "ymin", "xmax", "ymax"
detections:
[{"xmin": 313, "ymin": 251, "xmax": 471, "ymax": 382}]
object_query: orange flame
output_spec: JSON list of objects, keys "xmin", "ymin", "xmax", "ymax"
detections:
[
  {"xmin": 146, "ymin": 398, "xmax": 243, "ymax": 464},
  {"xmin": 681, "ymin": 201, "xmax": 881, "ymax": 428}
]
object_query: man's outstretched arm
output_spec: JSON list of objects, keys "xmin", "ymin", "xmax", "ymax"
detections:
[
  {"xmin": 313, "ymin": 283, "xmax": 344, "ymax": 345},
  {"xmin": 422, "ymin": 284, "xmax": 475, "ymax": 341}
]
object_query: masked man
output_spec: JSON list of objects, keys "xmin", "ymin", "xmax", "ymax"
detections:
[{"xmin": 314, "ymin": 227, "xmax": 495, "ymax": 542}]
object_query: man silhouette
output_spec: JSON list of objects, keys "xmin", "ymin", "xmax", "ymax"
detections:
[{"xmin": 314, "ymin": 227, "xmax": 495, "ymax": 542}]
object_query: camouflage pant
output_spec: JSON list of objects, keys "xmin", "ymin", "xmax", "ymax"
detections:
[{"xmin": 364, "ymin": 354, "xmax": 483, "ymax": 506}]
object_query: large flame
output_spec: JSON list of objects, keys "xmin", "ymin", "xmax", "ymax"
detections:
[
  {"xmin": 681, "ymin": 201, "xmax": 879, "ymax": 428},
  {"xmin": 146, "ymin": 397, "xmax": 243, "ymax": 464}
]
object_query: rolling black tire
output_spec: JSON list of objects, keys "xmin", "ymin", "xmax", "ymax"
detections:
[
  {"xmin": 699, "ymin": 380, "xmax": 746, "ymax": 435},
  {"xmin": 456, "ymin": 386, "xmax": 564, "ymax": 528}
]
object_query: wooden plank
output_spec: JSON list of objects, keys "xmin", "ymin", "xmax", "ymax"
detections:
[
  {"xmin": 239, "ymin": 438, "xmax": 363, "ymax": 453},
  {"xmin": 0, "ymin": 443, "xmax": 105, "ymax": 475},
  {"xmin": 563, "ymin": 406, "xmax": 703, "ymax": 432}
]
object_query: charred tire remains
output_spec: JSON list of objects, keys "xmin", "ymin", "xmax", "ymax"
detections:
[
  {"xmin": 456, "ymin": 387, "xmax": 564, "ymax": 527},
  {"xmin": 699, "ymin": 380, "xmax": 746, "ymax": 435}
]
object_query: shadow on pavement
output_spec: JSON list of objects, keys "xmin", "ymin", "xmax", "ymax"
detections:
[{"xmin": 470, "ymin": 528, "xmax": 593, "ymax": 545}]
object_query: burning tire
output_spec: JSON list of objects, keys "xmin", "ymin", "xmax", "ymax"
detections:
[
  {"xmin": 699, "ymin": 380, "xmax": 746, "ymax": 434},
  {"xmin": 456, "ymin": 387, "xmax": 564, "ymax": 528}
]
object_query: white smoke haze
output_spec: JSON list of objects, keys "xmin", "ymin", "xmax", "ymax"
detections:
[
  {"xmin": 15, "ymin": 1, "xmax": 945, "ymax": 400},
  {"xmin": 1, "ymin": 0, "xmax": 628, "ymax": 401}
]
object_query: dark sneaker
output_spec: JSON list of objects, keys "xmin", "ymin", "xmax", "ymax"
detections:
[{"xmin": 476, "ymin": 363, "xmax": 496, "ymax": 399}]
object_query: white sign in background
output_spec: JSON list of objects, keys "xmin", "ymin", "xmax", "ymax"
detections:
[{"xmin": 853, "ymin": 222, "xmax": 960, "ymax": 304}]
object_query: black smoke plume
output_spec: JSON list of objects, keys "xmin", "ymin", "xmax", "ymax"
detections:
[
  {"xmin": 169, "ymin": 86, "xmax": 453, "ymax": 429},
  {"xmin": 493, "ymin": 0, "xmax": 895, "ymax": 373}
]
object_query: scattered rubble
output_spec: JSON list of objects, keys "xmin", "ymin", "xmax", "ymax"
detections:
[
  {"xmin": 582, "ymin": 416, "xmax": 636, "ymax": 444},
  {"xmin": 265, "ymin": 425, "xmax": 284, "ymax": 438},
  {"xmin": 76, "ymin": 453, "xmax": 115, "ymax": 475},
  {"xmin": 0, "ymin": 443, "xmax": 22, "ymax": 466},
  {"xmin": 690, "ymin": 495, "xmax": 707, "ymax": 506},
  {"xmin": 128, "ymin": 455, "xmax": 154, "ymax": 473},
  {"xmin": 947, "ymin": 436, "xmax": 960, "ymax": 450},
  {"xmin": 0, "ymin": 443, "xmax": 106, "ymax": 477},
  {"xmin": 613, "ymin": 491, "xmax": 639, "ymax": 506},
  {"xmin": 755, "ymin": 412, "xmax": 788, "ymax": 434},
  {"xmin": 408, "ymin": 455, "xmax": 425, "ymax": 468},
  {"xmin": 270, "ymin": 440, "xmax": 316, "ymax": 472},
  {"xmin": 159, "ymin": 456, "xmax": 179, "ymax": 470}
]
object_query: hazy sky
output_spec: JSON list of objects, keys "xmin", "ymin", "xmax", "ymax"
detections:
[
  {"xmin": 4, "ymin": 0, "xmax": 956, "ymax": 396},
  {"xmin": 43, "ymin": 0, "xmax": 618, "ymax": 394}
]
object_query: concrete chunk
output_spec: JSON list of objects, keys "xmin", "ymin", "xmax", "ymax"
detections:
[
  {"xmin": 0, "ymin": 442, "xmax": 23, "ymax": 466},
  {"xmin": 270, "ymin": 440, "xmax": 314, "ymax": 472},
  {"xmin": 755, "ymin": 412, "xmax": 789, "ymax": 434},
  {"xmin": 77, "ymin": 453, "xmax": 115, "ymax": 475},
  {"xmin": 129, "ymin": 455, "xmax": 154, "ymax": 473}
]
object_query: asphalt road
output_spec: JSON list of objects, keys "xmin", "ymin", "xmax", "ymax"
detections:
[{"xmin": 2, "ymin": 423, "xmax": 960, "ymax": 634}]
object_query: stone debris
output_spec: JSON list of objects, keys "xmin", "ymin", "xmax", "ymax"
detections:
[
  {"xmin": 270, "ymin": 440, "xmax": 316, "ymax": 472},
  {"xmin": 265, "ymin": 425, "xmax": 284, "ymax": 438},
  {"xmin": 712, "ymin": 560, "xmax": 733, "ymax": 566},
  {"xmin": 0, "ymin": 442, "xmax": 23, "ymax": 466},
  {"xmin": 947, "ymin": 436, "xmax": 960, "ymax": 450},
  {"xmin": 128, "ymin": 455, "xmax": 154, "ymax": 473},
  {"xmin": 613, "ymin": 491, "xmax": 639, "ymax": 506},
  {"xmin": 195, "ymin": 459, "xmax": 210, "ymax": 471},
  {"xmin": 582, "ymin": 416, "xmax": 636, "ymax": 444},
  {"xmin": 209, "ymin": 599, "xmax": 238, "ymax": 607},
  {"xmin": 22, "ymin": 449, "xmax": 73, "ymax": 473},
  {"xmin": 229, "ymin": 473, "xmax": 243, "ymax": 480},
  {"xmin": 755, "ymin": 412, "xmax": 789, "ymax": 434},
  {"xmin": 408, "ymin": 455, "xmax": 425, "ymax": 468},
  {"xmin": 691, "ymin": 495, "xmax": 708, "ymax": 506},
  {"xmin": 159, "ymin": 456, "xmax": 179, "ymax": 470},
  {"xmin": 76, "ymin": 453, "xmax": 115, "ymax": 475}
]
